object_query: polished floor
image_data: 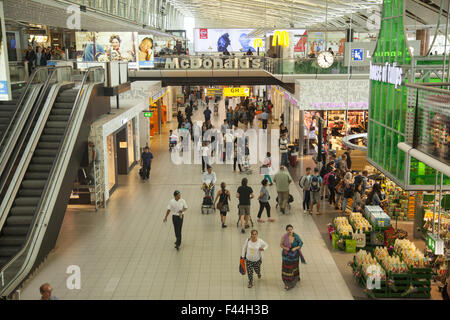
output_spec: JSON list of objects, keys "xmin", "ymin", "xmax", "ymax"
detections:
[{"xmin": 19, "ymin": 98, "xmax": 354, "ymax": 300}]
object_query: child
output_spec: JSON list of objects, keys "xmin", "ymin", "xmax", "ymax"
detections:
[{"xmin": 262, "ymin": 152, "xmax": 273, "ymax": 185}]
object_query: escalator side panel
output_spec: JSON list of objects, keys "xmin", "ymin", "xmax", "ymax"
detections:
[{"xmin": 32, "ymin": 84, "xmax": 111, "ymax": 272}]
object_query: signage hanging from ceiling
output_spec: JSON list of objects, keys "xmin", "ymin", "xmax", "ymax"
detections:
[{"xmin": 223, "ymin": 87, "xmax": 250, "ymax": 97}]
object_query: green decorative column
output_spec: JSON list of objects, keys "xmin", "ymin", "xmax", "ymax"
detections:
[
  {"xmin": 367, "ymin": 0, "xmax": 450, "ymax": 190},
  {"xmin": 368, "ymin": 0, "xmax": 411, "ymax": 186}
]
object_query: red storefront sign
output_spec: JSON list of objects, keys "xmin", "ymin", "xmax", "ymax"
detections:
[{"xmin": 199, "ymin": 29, "xmax": 208, "ymax": 39}]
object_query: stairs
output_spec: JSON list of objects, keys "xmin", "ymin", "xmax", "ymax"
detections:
[{"xmin": 0, "ymin": 88, "xmax": 78, "ymax": 268}]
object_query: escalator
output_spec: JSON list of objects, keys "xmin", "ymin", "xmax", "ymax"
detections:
[
  {"xmin": 0, "ymin": 88, "xmax": 78, "ymax": 267},
  {"xmin": 0, "ymin": 88, "xmax": 23, "ymax": 139},
  {"xmin": 0, "ymin": 67, "xmax": 107, "ymax": 297}
]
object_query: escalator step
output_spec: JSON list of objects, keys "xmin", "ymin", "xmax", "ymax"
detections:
[
  {"xmin": 2, "ymin": 226, "xmax": 28, "ymax": 236},
  {"xmin": 34, "ymin": 149, "xmax": 58, "ymax": 157},
  {"xmin": 14, "ymin": 197, "xmax": 40, "ymax": 206},
  {"xmin": 50, "ymin": 108, "xmax": 71, "ymax": 115},
  {"xmin": 48, "ymin": 115, "xmax": 70, "ymax": 122},
  {"xmin": 21, "ymin": 180, "xmax": 46, "ymax": 189},
  {"xmin": 28, "ymin": 164, "xmax": 52, "ymax": 172},
  {"xmin": 0, "ymin": 256, "xmax": 11, "ymax": 266},
  {"xmin": 18, "ymin": 189, "xmax": 43, "ymax": 197},
  {"xmin": 53, "ymin": 102, "xmax": 73, "ymax": 109},
  {"xmin": 0, "ymin": 105, "xmax": 17, "ymax": 111},
  {"xmin": 43, "ymin": 127, "xmax": 65, "ymax": 135},
  {"xmin": 0, "ymin": 246, "xmax": 20, "ymax": 257},
  {"xmin": 0, "ymin": 236, "xmax": 25, "ymax": 246},
  {"xmin": 39, "ymin": 134, "xmax": 62, "ymax": 142},
  {"xmin": 0, "ymin": 111, "xmax": 13, "ymax": 117},
  {"xmin": 24, "ymin": 172, "xmax": 50, "ymax": 180},
  {"xmin": 10, "ymin": 206, "xmax": 36, "ymax": 215},
  {"xmin": 6, "ymin": 215, "xmax": 34, "ymax": 225},
  {"xmin": 37, "ymin": 142, "xmax": 60, "ymax": 149},
  {"xmin": 31, "ymin": 157, "xmax": 55, "ymax": 164},
  {"xmin": 46, "ymin": 121, "xmax": 67, "ymax": 128}
]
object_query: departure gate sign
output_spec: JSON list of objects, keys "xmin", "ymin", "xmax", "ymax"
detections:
[{"xmin": 223, "ymin": 88, "xmax": 249, "ymax": 97}]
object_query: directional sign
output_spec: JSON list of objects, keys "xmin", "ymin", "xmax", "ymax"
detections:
[{"xmin": 223, "ymin": 87, "xmax": 249, "ymax": 97}]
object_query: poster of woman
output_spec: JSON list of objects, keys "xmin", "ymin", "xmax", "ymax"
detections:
[
  {"xmin": 76, "ymin": 32, "xmax": 138, "ymax": 69},
  {"xmin": 138, "ymin": 35, "xmax": 154, "ymax": 68}
]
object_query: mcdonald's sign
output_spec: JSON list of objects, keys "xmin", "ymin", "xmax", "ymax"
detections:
[
  {"xmin": 272, "ymin": 31, "xmax": 289, "ymax": 47},
  {"xmin": 254, "ymin": 38, "xmax": 264, "ymax": 48}
]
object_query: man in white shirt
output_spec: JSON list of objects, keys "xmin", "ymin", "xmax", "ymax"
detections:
[
  {"xmin": 202, "ymin": 165, "xmax": 217, "ymax": 199},
  {"xmin": 241, "ymin": 230, "xmax": 268, "ymax": 288},
  {"xmin": 164, "ymin": 190, "xmax": 188, "ymax": 250},
  {"xmin": 223, "ymin": 129, "xmax": 234, "ymax": 161}
]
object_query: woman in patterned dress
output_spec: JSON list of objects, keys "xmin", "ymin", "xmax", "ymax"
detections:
[{"xmin": 280, "ymin": 224, "xmax": 305, "ymax": 290}]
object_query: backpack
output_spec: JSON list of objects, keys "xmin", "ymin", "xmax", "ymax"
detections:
[
  {"xmin": 324, "ymin": 171, "xmax": 334, "ymax": 186},
  {"xmin": 320, "ymin": 165, "xmax": 329, "ymax": 178},
  {"xmin": 354, "ymin": 175, "xmax": 363, "ymax": 187},
  {"xmin": 344, "ymin": 183, "xmax": 354, "ymax": 198},
  {"xmin": 310, "ymin": 175, "xmax": 321, "ymax": 192}
]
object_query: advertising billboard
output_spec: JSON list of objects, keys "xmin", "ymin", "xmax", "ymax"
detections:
[
  {"xmin": 76, "ymin": 32, "xmax": 138, "ymax": 69},
  {"xmin": 194, "ymin": 29, "xmax": 264, "ymax": 53},
  {"xmin": 137, "ymin": 35, "xmax": 154, "ymax": 68},
  {"xmin": 0, "ymin": 2, "xmax": 11, "ymax": 101}
]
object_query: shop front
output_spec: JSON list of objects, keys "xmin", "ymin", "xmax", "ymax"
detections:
[{"xmin": 296, "ymin": 77, "xmax": 370, "ymax": 157}]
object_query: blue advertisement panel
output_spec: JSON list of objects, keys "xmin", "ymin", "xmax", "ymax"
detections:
[{"xmin": 194, "ymin": 29, "xmax": 264, "ymax": 53}]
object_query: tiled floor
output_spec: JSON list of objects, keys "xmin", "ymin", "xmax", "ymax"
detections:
[{"xmin": 18, "ymin": 98, "xmax": 354, "ymax": 300}]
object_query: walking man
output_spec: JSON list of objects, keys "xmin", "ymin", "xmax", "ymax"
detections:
[
  {"xmin": 273, "ymin": 165, "xmax": 292, "ymax": 214},
  {"xmin": 309, "ymin": 167, "xmax": 323, "ymax": 215},
  {"xmin": 164, "ymin": 190, "xmax": 188, "ymax": 250},
  {"xmin": 299, "ymin": 167, "xmax": 312, "ymax": 213},
  {"xmin": 141, "ymin": 146, "xmax": 154, "ymax": 180}
]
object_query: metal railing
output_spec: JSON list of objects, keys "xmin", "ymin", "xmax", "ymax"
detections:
[
  {"xmin": 0, "ymin": 67, "xmax": 53, "ymax": 175},
  {"xmin": 0, "ymin": 66, "xmax": 105, "ymax": 298},
  {"xmin": 127, "ymin": 55, "xmax": 370, "ymax": 75},
  {"xmin": 0, "ymin": 66, "xmax": 73, "ymax": 231}
]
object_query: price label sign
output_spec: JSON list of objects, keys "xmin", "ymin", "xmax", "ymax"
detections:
[
  {"xmin": 223, "ymin": 87, "xmax": 250, "ymax": 97},
  {"xmin": 144, "ymin": 112, "xmax": 153, "ymax": 117}
]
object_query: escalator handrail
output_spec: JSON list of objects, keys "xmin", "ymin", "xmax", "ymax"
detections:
[
  {"xmin": 0, "ymin": 67, "xmax": 104, "ymax": 294},
  {"xmin": 0, "ymin": 66, "xmax": 74, "ymax": 201},
  {"xmin": 0, "ymin": 67, "xmax": 53, "ymax": 171}
]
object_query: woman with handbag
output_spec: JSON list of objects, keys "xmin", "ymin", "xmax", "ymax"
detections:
[
  {"xmin": 214, "ymin": 182, "xmax": 231, "ymax": 228},
  {"xmin": 280, "ymin": 224, "xmax": 305, "ymax": 290},
  {"xmin": 241, "ymin": 230, "xmax": 268, "ymax": 288}
]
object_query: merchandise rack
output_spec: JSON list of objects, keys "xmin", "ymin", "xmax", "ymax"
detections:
[{"xmin": 352, "ymin": 252, "xmax": 432, "ymax": 298}]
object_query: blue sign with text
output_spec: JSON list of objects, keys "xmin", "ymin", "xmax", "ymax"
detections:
[{"xmin": 352, "ymin": 48, "xmax": 364, "ymax": 61}]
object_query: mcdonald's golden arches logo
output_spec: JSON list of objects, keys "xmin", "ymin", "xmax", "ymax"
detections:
[
  {"xmin": 254, "ymin": 38, "xmax": 264, "ymax": 48},
  {"xmin": 272, "ymin": 31, "xmax": 289, "ymax": 47}
]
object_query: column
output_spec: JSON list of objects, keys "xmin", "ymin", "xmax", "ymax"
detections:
[{"xmin": 416, "ymin": 29, "xmax": 430, "ymax": 56}]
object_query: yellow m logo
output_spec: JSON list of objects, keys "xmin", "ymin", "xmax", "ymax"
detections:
[
  {"xmin": 272, "ymin": 31, "xmax": 289, "ymax": 47},
  {"xmin": 254, "ymin": 38, "xmax": 264, "ymax": 48}
]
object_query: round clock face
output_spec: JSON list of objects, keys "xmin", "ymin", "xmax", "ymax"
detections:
[{"xmin": 317, "ymin": 51, "xmax": 334, "ymax": 68}]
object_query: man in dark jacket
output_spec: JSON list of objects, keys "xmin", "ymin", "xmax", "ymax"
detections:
[
  {"xmin": 35, "ymin": 46, "xmax": 47, "ymax": 67},
  {"xmin": 141, "ymin": 146, "xmax": 154, "ymax": 180},
  {"xmin": 25, "ymin": 46, "xmax": 36, "ymax": 74}
]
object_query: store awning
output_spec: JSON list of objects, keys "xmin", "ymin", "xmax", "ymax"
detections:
[{"xmin": 398, "ymin": 142, "xmax": 450, "ymax": 178}]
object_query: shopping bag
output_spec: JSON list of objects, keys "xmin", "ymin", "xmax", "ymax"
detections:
[
  {"xmin": 345, "ymin": 239, "xmax": 357, "ymax": 253},
  {"xmin": 239, "ymin": 258, "xmax": 246, "ymax": 275},
  {"xmin": 331, "ymin": 233, "xmax": 339, "ymax": 249},
  {"xmin": 353, "ymin": 230, "xmax": 366, "ymax": 248}
]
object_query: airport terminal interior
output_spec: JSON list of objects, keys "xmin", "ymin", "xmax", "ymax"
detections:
[{"xmin": 0, "ymin": 0, "xmax": 449, "ymax": 301}]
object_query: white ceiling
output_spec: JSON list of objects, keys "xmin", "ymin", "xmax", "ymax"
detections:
[{"xmin": 3, "ymin": 0, "xmax": 448, "ymax": 33}]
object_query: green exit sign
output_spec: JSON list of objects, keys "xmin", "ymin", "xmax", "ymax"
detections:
[
  {"xmin": 427, "ymin": 233, "xmax": 444, "ymax": 255},
  {"xmin": 144, "ymin": 112, "xmax": 153, "ymax": 117}
]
